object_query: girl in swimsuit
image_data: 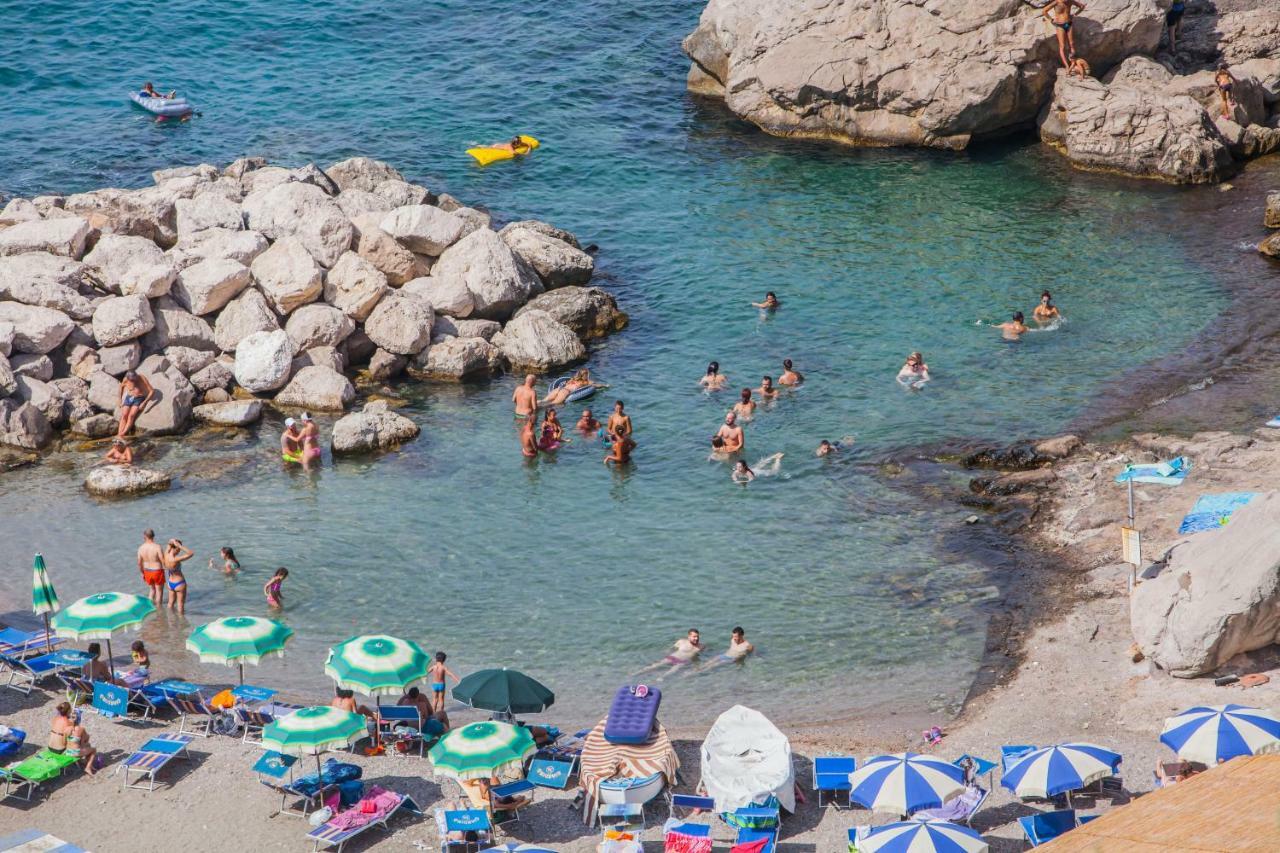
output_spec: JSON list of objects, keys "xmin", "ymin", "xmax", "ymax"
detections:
[
  {"xmin": 733, "ymin": 388, "xmax": 756, "ymax": 420},
  {"xmin": 1215, "ymin": 65, "xmax": 1237, "ymax": 119},
  {"xmin": 210, "ymin": 546, "xmax": 240, "ymax": 576},
  {"xmin": 1034, "ymin": 291, "xmax": 1061, "ymax": 324},
  {"xmin": 164, "ymin": 539, "xmax": 194, "ymax": 614},
  {"xmin": 1043, "ymin": 0, "xmax": 1086, "ymax": 68},
  {"xmin": 537, "ymin": 408, "xmax": 564, "ymax": 451},
  {"xmin": 700, "ymin": 361, "xmax": 727, "ymax": 390},
  {"xmin": 300, "ymin": 412, "xmax": 322, "ymax": 471},
  {"xmin": 264, "ymin": 567, "xmax": 288, "ymax": 609}
]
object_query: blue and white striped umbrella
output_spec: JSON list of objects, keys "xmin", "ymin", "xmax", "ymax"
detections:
[
  {"xmin": 849, "ymin": 753, "xmax": 966, "ymax": 816},
  {"xmin": 1000, "ymin": 743, "xmax": 1121, "ymax": 799},
  {"xmin": 1160, "ymin": 704, "xmax": 1280, "ymax": 765},
  {"xmin": 860, "ymin": 818, "xmax": 989, "ymax": 853}
]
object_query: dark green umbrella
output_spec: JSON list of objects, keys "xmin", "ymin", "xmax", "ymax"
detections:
[{"xmin": 452, "ymin": 668, "xmax": 554, "ymax": 715}]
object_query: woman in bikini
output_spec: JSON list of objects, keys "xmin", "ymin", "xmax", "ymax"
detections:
[
  {"xmin": 1033, "ymin": 290, "xmax": 1061, "ymax": 324},
  {"xmin": 537, "ymin": 408, "xmax": 564, "ymax": 451},
  {"xmin": 116, "ymin": 370, "xmax": 154, "ymax": 437},
  {"xmin": 299, "ymin": 412, "xmax": 322, "ymax": 471},
  {"xmin": 700, "ymin": 361, "xmax": 727, "ymax": 390},
  {"xmin": 542, "ymin": 368, "xmax": 601, "ymax": 407},
  {"xmin": 50, "ymin": 702, "xmax": 98, "ymax": 775},
  {"xmin": 1215, "ymin": 64, "xmax": 1238, "ymax": 119},
  {"xmin": 163, "ymin": 538, "xmax": 194, "ymax": 614},
  {"xmin": 1043, "ymin": 0, "xmax": 1086, "ymax": 69},
  {"xmin": 733, "ymin": 388, "xmax": 756, "ymax": 420}
]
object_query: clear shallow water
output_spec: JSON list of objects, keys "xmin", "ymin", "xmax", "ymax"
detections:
[{"xmin": 0, "ymin": 1, "xmax": 1242, "ymax": 726}]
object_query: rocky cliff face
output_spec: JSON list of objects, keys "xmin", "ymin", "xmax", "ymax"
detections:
[{"xmin": 683, "ymin": 0, "xmax": 1163, "ymax": 150}]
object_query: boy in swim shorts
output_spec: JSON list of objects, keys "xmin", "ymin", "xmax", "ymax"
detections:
[
  {"xmin": 137, "ymin": 528, "xmax": 165, "ymax": 605},
  {"xmin": 429, "ymin": 652, "xmax": 459, "ymax": 713}
]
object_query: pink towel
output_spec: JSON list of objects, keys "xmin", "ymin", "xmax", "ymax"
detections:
[{"xmin": 327, "ymin": 788, "xmax": 402, "ymax": 830}]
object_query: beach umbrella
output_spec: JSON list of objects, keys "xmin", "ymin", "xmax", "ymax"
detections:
[
  {"xmin": 50, "ymin": 591, "xmax": 155, "ymax": 670},
  {"xmin": 261, "ymin": 705, "xmax": 366, "ymax": 775},
  {"xmin": 428, "ymin": 720, "xmax": 536, "ymax": 782},
  {"xmin": 859, "ymin": 818, "xmax": 989, "ymax": 853},
  {"xmin": 31, "ymin": 554, "xmax": 59, "ymax": 652},
  {"xmin": 324, "ymin": 634, "xmax": 430, "ymax": 697},
  {"xmin": 452, "ymin": 668, "xmax": 555, "ymax": 716},
  {"xmin": 186, "ymin": 616, "xmax": 294, "ymax": 684},
  {"xmin": 848, "ymin": 753, "xmax": 966, "ymax": 816},
  {"xmin": 1000, "ymin": 743, "xmax": 1122, "ymax": 800},
  {"xmin": 1160, "ymin": 704, "xmax": 1280, "ymax": 765}
]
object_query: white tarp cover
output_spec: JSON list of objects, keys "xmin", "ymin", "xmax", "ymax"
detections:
[{"xmin": 699, "ymin": 704, "xmax": 795, "ymax": 813}]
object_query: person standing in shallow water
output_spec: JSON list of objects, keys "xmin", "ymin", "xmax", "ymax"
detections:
[
  {"xmin": 299, "ymin": 412, "xmax": 322, "ymax": 471},
  {"xmin": 513, "ymin": 374, "xmax": 538, "ymax": 419},
  {"xmin": 996, "ymin": 312, "xmax": 1029, "ymax": 341},
  {"xmin": 520, "ymin": 414, "xmax": 538, "ymax": 458},
  {"xmin": 281, "ymin": 418, "xmax": 303, "ymax": 466},
  {"xmin": 607, "ymin": 400, "xmax": 632, "ymax": 439},
  {"xmin": 1043, "ymin": 0, "xmax": 1086, "ymax": 68},
  {"xmin": 779, "ymin": 359, "xmax": 804, "ymax": 386},
  {"xmin": 137, "ymin": 529, "xmax": 165, "ymax": 605},
  {"xmin": 700, "ymin": 361, "xmax": 727, "ymax": 390}
]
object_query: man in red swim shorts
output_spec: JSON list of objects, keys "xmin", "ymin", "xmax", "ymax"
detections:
[{"xmin": 137, "ymin": 529, "xmax": 165, "ymax": 605}]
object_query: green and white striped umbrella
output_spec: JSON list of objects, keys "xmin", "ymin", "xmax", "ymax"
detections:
[
  {"xmin": 324, "ymin": 634, "xmax": 430, "ymax": 697},
  {"xmin": 51, "ymin": 592, "xmax": 154, "ymax": 640},
  {"xmin": 428, "ymin": 721, "xmax": 536, "ymax": 782},
  {"xmin": 187, "ymin": 616, "xmax": 294, "ymax": 684},
  {"xmin": 261, "ymin": 706, "xmax": 366, "ymax": 763},
  {"xmin": 31, "ymin": 554, "xmax": 59, "ymax": 616}
]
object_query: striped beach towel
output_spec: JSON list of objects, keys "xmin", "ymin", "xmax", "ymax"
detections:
[{"xmin": 579, "ymin": 718, "xmax": 679, "ymax": 807}]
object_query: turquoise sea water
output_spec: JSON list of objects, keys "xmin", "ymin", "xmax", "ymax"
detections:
[{"xmin": 0, "ymin": 1, "xmax": 1245, "ymax": 725}]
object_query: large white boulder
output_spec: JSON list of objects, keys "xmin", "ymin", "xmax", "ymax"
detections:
[
  {"xmin": 173, "ymin": 257, "xmax": 252, "ymax": 315},
  {"xmin": 378, "ymin": 205, "xmax": 464, "ymax": 256},
  {"xmin": 513, "ymin": 286, "xmax": 628, "ymax": 340},
  {"xmin": 233, "ymin": 329, "xmax": 295, "ymax": 393},
  {"xmin": 273, "ymin": 365, "xmax": 355, "ymax": 411},
  {"xmin": 242, "ymin": 182, "xmax": 353, "ymax": 267},
  {"xmin": 92, "ymin": 295, "xmax": 154, "ymax": 346},
  {"xmin": 146, "ymin": 297, "xmax": 217, "ymax": 350},
  {"xmin": 363, "ymin": 293, "xmax": 433, "ymax": 355},
  {"xmin": 1132, "ymin": 492, "xmax": 1280, "ymax": 677},
  {"xmin": 0, "ymin": 321, "xmax": 13, "ymax": 357},
  {"xmin": 373, "ymin": 179, "xmax": 430, "ymax": 208},
  {"xmin": 1, "ymin": 198, "xmax": 41, "ymax": 222},
  {"xmin": 322, "ymin": 251, "xmax": 388, "ymax": 321},
  {"xmin": 331, "ymin": 400, "xmax": 420, "ymax": 455},
  {"xmin": 84, "ymin": 464, "xmax": 171, "ymax": 497},
  {"xmin": 410, "ymin": 335, "xmax": 504, "ymax": 382},
  {"xmin": 284, "ymin": 303, "xmax": 355, "ymax": 351},
  {"xmin": 493, "ymin": 309, "xmax": 585, "ymax": 373},
  {"xmin": 0, "ymin": 399, "xmax": 52, "ymax": 450},
  {"xmin": 83, "ymin": 234, "xmax": 176, "ymax": 297},
  {"xmin": 501, "ymin": 225, "xmax": 595, "ymax": 288},
  {"xmin": 0, "ymin": 216, "xmax": 92, "ymax": 258},
  {"xmin": 0, "ymin": 303, "xmax": 75, "ymax": 354},
  {"xmin": 351, "ymin": 214, "xmax": 426, "ymax": 285},
  {"xmin": 429, "ymin": 229, "xmax": 543, "ymax": 320},
  {"xmin": 98, "ymin": 341, "xmax": 141, "ymax": 376},
  {"xmin": 174, "ymin": 227, "xmax": 269, "ymax": 266},
  {"xmin": 335, "ymin": 189, "xmax": 393, "ymax": 219},
  {"xmin": 401, "ymin": 275, "xmax": 473, "ymax": 319},
  {"xmin": 325, "ymin": 157, "xmax": 405, "ymax": 193},
  {"xmin": 192, "ymin": 399, "xmax": 263, "ymax": 427},
  {"xmin": 0, "ymin": 254, "xmax": 95, "ymax": 320},
  {"xmin": 250, "ymin": 235, "xmax": 323, "ymax": 315},
  {"xmin": 214, "ymin": 287, "xmax": 280, "ymax": 352},
  {"xmin": 175, "ymin": 190, "xmax": 243, "ymax": 238}
]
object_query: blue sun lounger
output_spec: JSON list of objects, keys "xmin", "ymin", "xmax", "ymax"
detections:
[
  {"xmin": 813, "ymin": 755, "xmax": 857, "ymax": 807},
  {"xmin": 306, "ymin": 792, "xmax": 421, "ymax": 852},
  {"xmin": 0, "ymin": 627, "xmax": 62, "ymax": 658},
  {"xmin": 0, "ymin": 651, "xmax": 67, "ymax": 695},
  {"xmin": 1019, "ymin": 809, "xmax": 1078, "ymax": 846},
  {"xmin": 0, "ymin": 830, "xmax": 86, "ymax": 852},
  {"xmin": 119, "ymin": 733, "xmax": 193, "ymax": 791}
]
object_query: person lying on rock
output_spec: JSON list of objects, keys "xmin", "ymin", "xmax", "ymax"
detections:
[
  {"xmin": 104, "ymin": 438, "xmax": 133, "ymax": 465},
  {"xmin": 116, "ymin": 370, "xmax": 154, "ymax": 437},
  {"xmin": 1043, "ymin": 0, "xmax": 1086, "ymax": 68},
  {"xmin": 1215, "ymin": 64, "xmax": 1239, "ymax": 120}
]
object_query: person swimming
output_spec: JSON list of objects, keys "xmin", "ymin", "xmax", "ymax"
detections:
[
  {"xmin": 732, "ymin": 460, "xmax": 754, "ymax": 482},
  {"xmin": 779, "ymin": 359, "xmax": 804, "ymax": 386},
  {"xmin": 1033, "ymin": 290, "xmax": 1061, "ymax": 324},
  {"xmin": 700, "ymin": 361, "xmax": 727, "ymax": 390},
  {"xmin": 816, "ymin": 440, "xmax": 836, "ymax": 457},
  {"xmin": 896, "ymin": 351, "xmax": 930, "ymax": 388},
  {"xmin": 733, "ymin": 453, "xmax": 782, "ymax": 483},
  {"xmin": 691, "ymin": 626, "xmax": 755, "ymax": 674},
  {"xmin": 716, "ymin": 412, "xmax": 745, "ymax": 453},
  {"xmin": 576, "ymin": 408, "xmax": 600, "ymax": 433},
  {"xmin": 757, "ymin": 376, "xmax": 778, "ymax": 401},
  {"xmin": 732, "ymin": 388, "xmax": 756, "ymax": 420},
  {"xmin": 636, "ymin": 628, "xmax": 705, "ymax": 674},
  {"xmin": 752, "ymin": 291, "xmax": 780, "ymax": 310},
  {"xmin": 996, "ymin": 312, "xmax": 1029, "ymax": 341}
]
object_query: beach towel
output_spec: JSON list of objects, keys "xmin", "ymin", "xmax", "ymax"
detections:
[
  {"xmin": 1177, "ymin": 492, "xmax": 1258, "ymax": 534},
  {"xmin": 579, "ymin": 717, "xmax": 679, "ymax": 815},
  {"xmin": 1115, "ymin": 456, "xmax": 1190, "ymax": 486}
]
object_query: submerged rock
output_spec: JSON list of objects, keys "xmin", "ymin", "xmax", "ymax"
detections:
[{"xmin": 84, "ymin": 464, "xmax": 171, "ymax": 497}]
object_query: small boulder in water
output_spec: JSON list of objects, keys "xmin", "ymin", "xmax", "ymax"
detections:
[
  {"xmin": 330, "ymin": 401, "xmax": 419, "ymax": 455},
  {"xmin": 85, "ymin": 464, "xmax": 171, "ymax": 497}
]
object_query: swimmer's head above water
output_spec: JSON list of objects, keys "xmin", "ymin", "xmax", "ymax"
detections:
[{"xmin": 706, "ymin": 361, "xmax": 719, "ymax": 376}]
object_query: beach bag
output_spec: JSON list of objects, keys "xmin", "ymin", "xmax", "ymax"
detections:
[
  {"xmin": 338, "ymin": 779, "xmax": 364, "ymax": 807},
  {"xmin": 210, "ymin": 689, "xmax": 237, "ymax": 710},
  {"xmin": 308, "ymin": 807, "xmax": 332, "ymax": 827},
  {"xmin": 211, "ymin": 711, "xmax": 239, "ymax": 736}
]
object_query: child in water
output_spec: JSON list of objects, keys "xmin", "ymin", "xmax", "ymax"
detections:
[
  {"xmin": 210, "ymin": 546, "xmax": 240, "ymax": 576},
  {"xmin": 264, "ymin": 567, "xmax": 288, "ymax": 609}
]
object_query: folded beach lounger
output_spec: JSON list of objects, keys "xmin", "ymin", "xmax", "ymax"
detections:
[
  {"xmin": 1019, "ymin": 809, "xmax": 1077, "ymax": 846},
  {"xmin": 0, "ymin": 651, "xmax": 66, "ymax": 696},
  {"xmin": 1, "ymin": 749, "xmax": 79, "ymax": 802},
  {"xmin": 306, "ymin": 789, "xmax": 421, "ymax": 852},
  {"xmin": 0, "ymin": 627, "xmax": 62, "ymax": 658},
  {"xmin": 813, "ymin": 755, "xmax": 856, "ymax": 807},
  {"xmin": 1000, "ymin": 744, "xmax": 1037, "ymax": 775},
  {"xmin": 605, "ymin": 685, "xmax": 662, "ymax": 744},
  {"xmin": 238, "ymin": 706, "xmax": 276, "ymax": 744},
  {"xmin": 119, "ymin": 733, "xmax": 193, "ymax": 792},
  {"xmin": 914, "ymin": 784, "xmax": 988, "ymax": 827},
  {"xmin": 488, "ymin": 778, "xmax": 535, "ymax": 824}
]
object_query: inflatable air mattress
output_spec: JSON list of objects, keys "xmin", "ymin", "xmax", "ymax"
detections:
[
  {"xmin": 129, "ymin": 91, "xmax": 193, "ymax": 118},
  {"xmin": 467, "ymin": 135, "xmax": 539, "ymax": 166},
  {"xmin": 604, "ymin": 684, "xmax": 661, "ymax": 744},
  {"xmin": 550, "ymin": 375, "xmax": 596, "ymax": 403}
]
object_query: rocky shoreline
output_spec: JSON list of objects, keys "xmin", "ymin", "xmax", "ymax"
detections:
[
  {"xmin": 683, "ymin": 0, "xmax": 1280, "ymax": 183},
  {"xmin": 0, "ymin": 156, "xmax": 628, "ymax": 484}
]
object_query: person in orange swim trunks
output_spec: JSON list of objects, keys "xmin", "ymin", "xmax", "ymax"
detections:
[{"xmin": 137, "ymin": 528, "xmax": 165, "ymax": 605}]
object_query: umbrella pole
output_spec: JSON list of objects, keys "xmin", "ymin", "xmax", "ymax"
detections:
[
  {"xmin": 42, "ymin": 613, "xmax": 52, "ymax": 653},
  {"xmin": 239, "ymin": 662, "xmax": 244, "ymax": 685},
  {"xmin": 106, "ymin": 638, "xmax": 114, "ymax": 680}
]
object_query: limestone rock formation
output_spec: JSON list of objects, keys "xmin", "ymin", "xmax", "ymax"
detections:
[
  {"xmin": 273, "ymin": 365, "xmax": 356, "ymax": 411},
  {"xmin": 514, "ymin": 287, "xmax": 628, "ymax": 340},
  {"xmin": 331, "ymin": 400, "xmax": 420, "ymax": 454},
  {"xmin": 233, "ymin": 329, "xmax": 295, "ymax": 393},
  {"xmin": 493, "ymin": 310, "xmax": 585, "ymax": 373},
  {"xmin": 84, "ymin": 464, "xmax": 172, "ymax": 497},
  {"xmin": 193, "ymin": 399, "xmax": 263, "ymax": 427},
  {"xmin": 430, "ymin": 229, "xmax": 543, "ymax": 321}
]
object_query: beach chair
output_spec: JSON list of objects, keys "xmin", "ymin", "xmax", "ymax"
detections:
[
  {"xmin": 306, "ymin": 791, "xmax": 421, "ymax": 852},
  {"xmin": 914, "ymin": 785, "xmax": 988, "ymax": 827},
  {"xmin": 1001, "ymin": 744, "xmax": 1037, "ymax": 774},
  {"xmin": 487, "ymin": 778, "xmax": 535, "ymax": 824},
  {"xmin": 1018, "ymin": 809, "xmax": 1077, "ymax": 847},
  {"xmin": 238, "ymin": 706, "xmax": 276, "ymax": 744},
  {"xmin": 537, "ymin": 728, "xmax": 587, "ymax": 776},
  {"xmin": 169, "ymin": 692, "xmax": 219, "ymax": 737},
  {"xmin": 813, "ymin": 755, "xmax": 856, "ymax": 808},
  {"xmin": 56, "ymin": 672, "xmax": 95, "ymax": 706},
  {"xmin": 0, "ymin": 749, "xmax": 79, "ymax": 802},
  {"xmin": 0, "ymin": 651, "xmax": 66, "ymax": 695},
  {"xmin": 733, "ymin": 826, "xmax": 777, "ymax": 853},
  {"xmin": 92, "ymin": 680, "xmax": 161, "ymax": 722},
  {"xmin": 665, "ymin": 821, "xmax": 712, "ymax": 853},
  {"xmin": 436, "ymin": 808, "xmax": 492, "ymax": 852},
  {"xmin": 527, "ymin": 756, "xmax": 574, "ymax": 789},
  {"xmin": 254, "ymin": 750, "xmax": 314, "ymax": 818},
  {"xmin": 0, "ymin": 728, "xmax": 25, "ymax": 763},
  {"xmin": 0, "ymin": 627, "xmax": 61, "ymax": 658},
  {"xmin": 376, "ymin": 704, "xmax": 426, "ymax": 757},
  {"xmin": 119, "ymin": 733, "xmax": 193, "ymax": 792},
  {"xmin": 953, "ymin": 754, "xmax": 998, "ymax": 787}
]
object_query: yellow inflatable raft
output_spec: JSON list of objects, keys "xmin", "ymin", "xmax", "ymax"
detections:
[{"xmin": 466, "ymin": 135, "xmax": 539, "ymax": 166}]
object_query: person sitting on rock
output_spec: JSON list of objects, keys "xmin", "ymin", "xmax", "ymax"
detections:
[
  {"xmin": 1215, "ymin": 64, "xmax": 1239, "ymax": 120},
  {"xmin": 116, "ymin": 370, "xmax": 154, "ymax": 437},
  {"xmin": 104, "ymin": 438, "xmax": 133, "ymax": 465},
  {"xmin": 1043, "ymin": 0, "xmax": 1086, "ymax": 69},
  {"xmin": 1068, "ymin": 55, "xmax": 1091, "ymax": 79},
  {"xmin": 1165, "ymin": 1, "xmax": 1186, "ymax": 53}
]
